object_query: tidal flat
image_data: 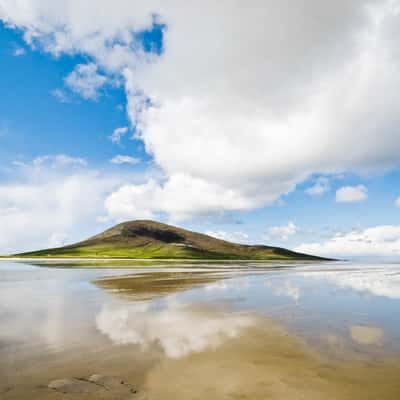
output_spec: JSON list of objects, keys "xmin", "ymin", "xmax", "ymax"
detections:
[{"xmin": 1, "ymin": 261, "xmax": 400, "ymax": 399}]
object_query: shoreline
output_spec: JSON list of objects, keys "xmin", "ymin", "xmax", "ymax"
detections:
[
  {"xmin": 0, "ymin": 256, "xmax": 333, "ymax": 263},
  {"xmin": 0, "ymin": 257, "xmax": 338, "ymax": 269}
]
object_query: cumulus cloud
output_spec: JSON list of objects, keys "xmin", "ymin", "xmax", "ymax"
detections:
[
  {"xmin": 305, "ymin": 177, "xmax": 330, "ymax": 196},
  {"xmin": 2, "ymin": 1, "xmax": 400, "ymax": 220},
  {"xmin": 104, "ymin": 179, "xmax": 161, "ymax": 221},
  {"xmin": 48, "ymin": 232, "xmax": 68, "ymax": 248},
  {"xmin": 96, "ymin": 300, "xmax": 253, "ymax": 358},
  {"xmin": 263, "ymin": 221, "xmax": 298, "ymax": 241},
  {"xmin": 0, "ymin": 156, "xmax": 127, "ymax": 254},
  {"xmin": 110, "ymin": 126, "xmax": 129, "ymax": 144},
  {"xmin": 336, "ymin": 185, "xmax": 368, "ymax": 203},
  {"xmin": 105, "ymin": 174, "xmax": 258, "ymax": 222},
  {"xmin": 295, "ymin": 225, "xmax": 400, "ymax": 258},
  {"xmin": 110, "ymin": 155, "xmax": 139, "ymax": 165},
  {"xmin": 205, "ymin": 230, "xmax": 249, "ymax": 244},
  {"xmin": 65, "ymin": 63, "xmax": 107, "ymax": 100}
]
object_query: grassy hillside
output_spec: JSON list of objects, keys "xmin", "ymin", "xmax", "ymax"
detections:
[{"xmin": 15, "ymin": 220, "xmax": 326, "ymax": 260}]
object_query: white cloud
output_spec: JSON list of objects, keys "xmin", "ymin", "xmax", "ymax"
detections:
[
  {"xmin": 2, "ymin": 1, "xmax": 400, "ymax": 220},
  {"xmin": 65, "ymin": 63, "xmax": 106, "ymax": 100},
  {"xmin": 48, "ymin": 232, "xmax": 68, "ymax": 248},
  {"xmin": 13, "ymin": 47, "xmax": 26, "ymax": 56},
  {"xmin": 96, "ymin": 300, "xmax": 253, "ymax": 358},
  {"xmin": 336, "ymin": 185, "xmax": 368, "ymax": 203},
  {"xmin": 205, "ymin": 230, "xmax": 249, "ymax": 244},
  {"xmin": 12, "ymin": 154, "xmax": 87, "ymax": 171},
  {"xmin": 105, "ymin": 174, "xmax": 259, "ymax": 222},
  {"xmin": 110, "ymin": 127, "xmax": 128, "ymax": 144},
  {"xmin": 0, "ymin": 156, "xmax": 126, "ymax": 254},
  {"xmin": 295, "ymin": 225, "xmax": 400, "ymax": 258},
  {"xmin": 51, "ymin": 88, "xmax": 69, "ymax": 103},
  {"xmin": 395, "ymin": 196, "xmax": 400, "ymax": 208},
  {"xmin": 110, "ymin": 155, "xmax": 139, "ymax": 165},
  {"xmin": 104, "ymin": 179, "xmax": 161, "ymax": 221},
  {"xmin": 305, "ymin": 177, "xmax": 330, "ymax": 196},
  {"xmin": 264, "ymin": 221, "xmax": 298, "ymax": 241},
  {"xmin": 33, "ymin": 154, "xmax": 88, "ymax": 168}
]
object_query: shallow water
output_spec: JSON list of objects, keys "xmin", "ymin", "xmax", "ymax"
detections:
[{"xmin": 1, "ymin": 260, "xmax": 400, "ymax": 399}]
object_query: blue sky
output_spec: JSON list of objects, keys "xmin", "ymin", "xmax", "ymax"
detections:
[
  {"xmin": 0, "ymin": 24, "xmax": 133, "ymax": 167},
  {"xmin": 1, "ymin": 2, "xmax": 400, "ymax": 258}
]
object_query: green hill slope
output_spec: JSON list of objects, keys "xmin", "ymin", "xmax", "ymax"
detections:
[{"xmin": 15, "ymin": 220, "xmax": 327, "ymax": 260}]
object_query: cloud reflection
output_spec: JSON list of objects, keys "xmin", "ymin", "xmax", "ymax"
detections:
[
  {"xmin": 96, "ymin": 300, "xmax": 254, "ymax": 358},
  {"xmin": 350, "ymin": 325, "xmax": 384, "ymax": 346},
  {"xmin": 0, "ymin": 280, "xmax": 99, "ymax": 351},
  {"xmin": 264, "ymin": 279, "xmax": 301, "ymax": 302},
  {"xmin": 303, "ymin": 268, "xmax": 400, "ymax": 299}
]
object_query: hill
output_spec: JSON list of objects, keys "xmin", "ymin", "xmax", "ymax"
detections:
[{"xmin": 15, "ymin": 220, "xmax": 327, "ymax": 260}]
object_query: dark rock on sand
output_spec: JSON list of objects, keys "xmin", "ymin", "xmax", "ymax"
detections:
[
  {"xmin": 48, "ymin": 374, "xmax": 142, "ymax": 399},
  {"xmin": 48, "ymin": 378, "xmax": 100, "ymax": 394},
  {"xmin": 89, "ymin": 374, "xmax": 138, "ymax": 394}
]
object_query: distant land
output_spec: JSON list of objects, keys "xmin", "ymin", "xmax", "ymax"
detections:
[{"xmin": 12, "ymin": 220, "xmax": 328, "ymax": 260}]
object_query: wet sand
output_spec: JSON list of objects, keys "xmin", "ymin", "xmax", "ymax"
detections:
[
  {"xmin": 2, "ymin": 316, "xmax": 400, "ymax": 399},
  {"xmin": 146, "ymin": 323, "xmax": 400, "ymax": 400},
  {"xmin": 1, "ymin": 264, "xmax": 400, "ymax": 399}
]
